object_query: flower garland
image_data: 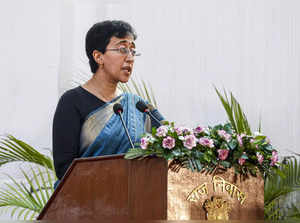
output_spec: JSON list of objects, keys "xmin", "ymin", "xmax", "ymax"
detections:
[{"xmin": 125, "ymin": 122, "xmax": 278, "ymax": 176}]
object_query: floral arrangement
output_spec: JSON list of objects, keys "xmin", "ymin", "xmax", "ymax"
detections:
[{"xmin": 125, "ymin": 122, "xmax": 278, "ymax": 176}]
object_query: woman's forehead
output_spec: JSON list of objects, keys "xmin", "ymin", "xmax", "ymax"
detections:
[{"xmin": 109, "ymin": 36, "xmax": 135, "ymax": 47}]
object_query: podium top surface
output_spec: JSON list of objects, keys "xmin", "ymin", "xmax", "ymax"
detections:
[{"xmin": 0, "ymin": 221, "xmax": 280, "ymax": 223}]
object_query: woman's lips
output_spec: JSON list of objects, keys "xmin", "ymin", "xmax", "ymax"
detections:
[{"xmin": 122, "ymin": 66, "xmax": 132, "ymax": 73}]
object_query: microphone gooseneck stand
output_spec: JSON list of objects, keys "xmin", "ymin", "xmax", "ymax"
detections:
[{"xmin": 113, "ymin": 103, "xmax": 135, "ymax": 149}]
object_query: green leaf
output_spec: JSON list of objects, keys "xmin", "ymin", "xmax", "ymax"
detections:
[
  {"xmin": 220, "ymin": 161, "xmax": 231, "ymax": 168},
  {"xmin": 263, "ymin": 144, "xmax": 273, "ymax": 151},
  {"xmin": 214, "ymin": 87, "xmax": 237, "ymax": 133},
  {"xmin": 0, "ymin": 163, "xmax": 56, "ymax": 219},
  {"xmin": 255, "ymin": 135, "xmax": 266, "ymax": 141},
  {"xmin": 194, "ymin": 159, "xmax": 203, "ymax": 172},
  {"xmin": 124, "ymin": 148, "xmax": 147, "ymax": 159},
  {"xmin": 215, "ymin": 87, "xmax": 253, "ymax": 135},
  {"xmin": 264, "ymin": 156, "xmax": 300, "ymax": 220},
  {"xmin": 241, "ymin": 154, "xmax": 248, "ymax": 159},
  {"xmin": 193, "ymin": 150, "xmax": 204, "ymax": 159},
  {"xmin": 220, "ymin": 142, "xmax": 229, "ymax": 150},
  {"xmin": 0, "ymin": 135, "xmax": 54, "ymax": 171},
  {"xmin": 188, "ymin": 159, "xmax": 195, "ymax": 172},
  {"xmin": 171, "ymin": 148, "xmax": 183, "ymax": 157},
  {"xmin": 228, "ymin": 139, "xmax": 238, "ymax": 150},
  {"xmin": 204, "ymin": 153, "xmax": 211, "ymax": 162}
]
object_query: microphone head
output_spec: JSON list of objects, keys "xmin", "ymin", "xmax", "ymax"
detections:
[
  {"xmin": 136, "ymin": 101, "xmax": 148, "ymax": 113},
  {"xmin": 113, "ymin": 103, "xmax": 123, "ymax": 114}
]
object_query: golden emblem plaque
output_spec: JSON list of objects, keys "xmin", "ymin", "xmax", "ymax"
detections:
[
  {"xmin": 203, "ymin": 196, "xmax": 231, "ymax": 220},
  {"xmin": 167, "ymin": 167, "xmax": 264, "ymax": 220}
]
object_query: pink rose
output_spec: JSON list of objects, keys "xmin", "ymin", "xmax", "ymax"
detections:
[
  {"xmin": 194, "ymin": 126, "xmax": 204, "ymax": 134},
  {"xmin": 271, "ymin": 150, "xmax": 278, "ymax": 166},
  {"xmin": 140, "ymin": 137, "xmax": 149, "ymax": 150},
  {"xmin": 198, "ymin": 137, "xmax": 214, "ymax": 148},
  {"xmin": 238, "ymin": 158, "xmax": 246, "ymax": 166},
  {"xmin": 183, "ymin": 128, "xmax": 192, "ymax": 135},
  {"xmin": 183, "ymin": 135, "xmax": 197, "ymax": 150},
  {"xmin": 156, "ymin": 125, "xmax": 168, "ymax": 137},
  {"xmin": 237, "ymin": 134, "xmax": 246, "ymax": 147},
  {"xmin": 217, "ymin": 130, "xmax": 231, "ymax": 142},
  {"xmin": 256, "ymin": 152, "xmax": 264, "ymax": 165},
  {"xmin": 218, "ymin": 149, "xmax": 229, "ymax": 161},
  {"xmin": 174, "ymin": 127, "xmax": 184, "ymax": 136},
  {"xmin": 162, "ymin": 136, "xmax": 176, "ymax": 149}
]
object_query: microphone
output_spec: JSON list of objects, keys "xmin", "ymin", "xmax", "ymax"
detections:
[
  {"xmin": 113, "ymin": 103, "xmax": 135, "ymax": 149},
  {"xmin": 136, "ymin": 101, "xmax": 162, "ymax": 127}
]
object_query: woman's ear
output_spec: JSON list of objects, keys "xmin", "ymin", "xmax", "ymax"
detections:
[{"xmin": 92, "ymin": 50, "xmax": 104, "ymax": 65}]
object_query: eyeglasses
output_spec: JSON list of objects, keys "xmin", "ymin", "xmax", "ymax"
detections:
[{"xmin": 106, "ymin": 47, "xmax": 141, "ymax": 57}]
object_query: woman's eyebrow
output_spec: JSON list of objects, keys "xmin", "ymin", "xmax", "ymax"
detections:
[{"xmin": 115, "ymin": 40, "xmax": 136, "ymax": 48}]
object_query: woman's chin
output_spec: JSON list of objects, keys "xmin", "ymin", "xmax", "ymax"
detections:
[
  {"xmin": 119, "ymin": 73, "xmax": 132, "ymax": 83},
  {"xmin": 119, "ymin": 79, "xmax": 130, "ymax": 84}
]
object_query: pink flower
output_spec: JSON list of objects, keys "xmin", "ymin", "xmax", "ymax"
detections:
[
  {"xmin": 217, "ymin": 130, "xmax": 231, "ymax": 142},
  {"xmin": 183, "ymin": 135, "xmax": 197, "ymax": 150},
  {"xmin": 198, "ymin": 137, "xmax": 214, "ymax": 148},
  {"xmin": 256, "ymin": 152, "xmax": 264, "ymax": 165},
  {"xmin": 271, "ymin": 150, "xmax": 278, "ymax": 166},
  {"xmin": 162, "ymin": 136, "xmax": 176, "ymax": 149},
  {"xmin": 218, "ymin": 149, "xmax": 229, "ymax": 161},
  {"xmin": 183, "ymin": 127, "xmax": 192, "ymax": 135},
  {"xmin": 156, "ymin": 125, "xmax": 168, "ymax": 137},
  {"xmin": 194, "ymin": 126, "xmax": 204, "ymax": 134},
  {"xmin": 140, "ymin": 137, "xmax": 149, "ymax": 150},
  {"xmin": 237, "ymin": 134, "xmax": 245, "ymax": 147},
  {"xmin": 174, "ymin": 127, "xmax": 184, "ymax": 135},
  {"xmin": 238, "ymin": 158, "xmax": 246, "ymax": 166}
]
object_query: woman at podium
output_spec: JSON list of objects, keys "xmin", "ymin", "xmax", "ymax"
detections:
[{"xmin": 52, "ymin": 20, "xmax": 163, "ymax": 184}]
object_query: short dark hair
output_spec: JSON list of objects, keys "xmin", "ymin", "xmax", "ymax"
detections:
[{"xmin": 85, "ymin": 20, "xmax": 137, "ymax": 73}]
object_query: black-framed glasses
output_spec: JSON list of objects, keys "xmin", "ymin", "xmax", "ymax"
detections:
[{"xmin": 106, "ymin": 47, "xmax": 141, "ymax": 57}]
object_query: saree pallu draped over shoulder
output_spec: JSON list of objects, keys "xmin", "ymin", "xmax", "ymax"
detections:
[{"xmin": 79, "ymin": 93, "xmax": 148, "ymax": 157}]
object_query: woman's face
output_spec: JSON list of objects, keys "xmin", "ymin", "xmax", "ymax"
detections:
[{"xmin": 101, "ymin": 35, "xmax": 136, "ymax": 83}]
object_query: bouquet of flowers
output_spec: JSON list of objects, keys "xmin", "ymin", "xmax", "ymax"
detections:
[{"xmin": 125, "ymin": 122, "xmax": 278, "ymax": 177}]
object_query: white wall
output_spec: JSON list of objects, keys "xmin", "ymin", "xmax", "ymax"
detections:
[
  {"xmin": 0, "ymin": 0, "xmax": 60, "ymax": 149},
  {"xmin": 133, "ymin": 0, "xmax": 300, "ymax": 154},
  {"xmin": 0, "ymin": 0, "xmax": 60, "ymax": 219},
  {"xmin": 0, "ymin": 0, "xmax": 300, "ymax": 219}
]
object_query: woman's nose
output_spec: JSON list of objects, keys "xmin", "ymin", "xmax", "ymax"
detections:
[{"xmin": 125, "ymin": 53, "xmax": 134, "ymax": 62}]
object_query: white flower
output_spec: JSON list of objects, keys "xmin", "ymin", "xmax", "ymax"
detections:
[{"xmin": 178, "ymin": 136, "xmax": 185, "ymax": 141}]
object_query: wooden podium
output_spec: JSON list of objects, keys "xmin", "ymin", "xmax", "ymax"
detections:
[{"xmin": 38, "ymin": 154, "xmax": 167, "ymax": 221}]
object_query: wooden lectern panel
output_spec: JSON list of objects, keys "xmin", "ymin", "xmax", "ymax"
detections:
[
  {"xmin": 38, "ymin": 155, "xmax": 167, "ymax": 221},
  {"xmin": 128, "ymin": 158, "xmax": 167, "ymax": 219}
]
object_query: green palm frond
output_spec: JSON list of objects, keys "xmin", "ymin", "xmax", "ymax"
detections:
[
  {"xmin": 119, "ymin": 77, "xmax": 158, "ymax": 107},
  {"xmin": 0, "ymin": 135, "xmax": 54, "ymax": 171},
  {"xmin": 264, "ymin": 156, "xmax": 300, "ymax": 220},
  {"xmin": 0, "ymin": 165, "xmax": 55, "ymax": 220},
  {"xmin": 215, "ymin": 87, "xmax": 251, "ymax": 135},
  {"xmin": 265, "ymin": 157, "xmax": 300, "ymax": 204},
  {"xmin": 285, "ymin": 203, "xmax": 300, "ymax": 220}
]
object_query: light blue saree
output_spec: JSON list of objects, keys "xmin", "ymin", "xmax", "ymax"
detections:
[
  {"xmin": 79, "ymin": 92, "xmax": 148, "ymax": 157},
  {"xmin": 54, "ymin": 93, "xmax": 150, "ymax": 189}
]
